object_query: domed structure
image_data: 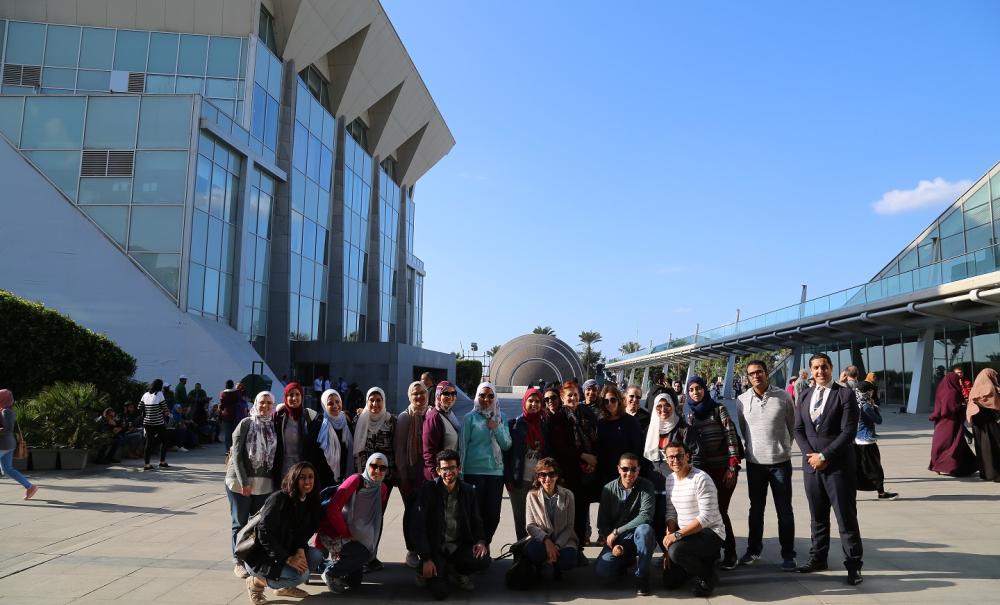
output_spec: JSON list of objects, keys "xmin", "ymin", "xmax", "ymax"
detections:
[{"xmin": 490, "ymin": 334, "xmax": 584, "ymax": 387}]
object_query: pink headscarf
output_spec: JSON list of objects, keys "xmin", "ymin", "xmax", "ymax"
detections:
[{"xmin": 0, "ymin": 389, "xmax": 13, "ymax": 410}]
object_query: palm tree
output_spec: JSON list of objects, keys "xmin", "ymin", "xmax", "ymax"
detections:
[
  {"xmin": 487, "ymin": 345, "xmax": 501, "ymax": 357},
  {"xmin": 619, "ymin": 341, "xmax": 642, "ymax": 355},
  {"xmin": 533, "ymin": 326, "xmax": 555, "ymax": 336},
  {"xmin": 578, "ymin": 331, "xmax": 603, "ymax": 379}
]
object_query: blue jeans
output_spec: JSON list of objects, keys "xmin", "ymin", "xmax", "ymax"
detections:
[
  {"xmin": 594, "ymin": 523, "xmax": 655, "ymax": 578},
  {"xmin": 247, "ymin": 546, "xmax": 325, "ymax": 589},
  {"xmin": 226, "ymin": 487, "xmax": 270, "ymax": 563},
  {"xmin": 222, "ymin": 420, "xmax": 236, "ymax": 453},
  {"xmin": 524, "ymin": 540, "xmax": 577, "ymax": 572},
  {"xmin": 746, "ymin": 460, "xmax": 796, "ymax": 560},
  {"xmin": 0, "ymin": 449, "xmax": 32, "ymax": 489}
]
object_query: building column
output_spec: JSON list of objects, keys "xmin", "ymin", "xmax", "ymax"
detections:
[
  {"xmin": 686, "ymin": 360, "xmax": 697, "ymax": 382},
  {"xmin": 907, "ymin": 328, "xmax": 935, "ymax": 415},
  {"xmin": 723, "ymin": 353, "xmax": 736, "ymax": 399},
  {"xmin": 640, "ymin": 366, "xmax": 652, "ymax": 393}
]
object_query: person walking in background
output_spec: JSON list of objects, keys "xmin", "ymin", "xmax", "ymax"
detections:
[
  {"xmin": 786, "ymin": 378, "xmax": 797, "ymax": 400},
  {"xmin": 793, "ymin": 370, "xmax": 810, "ymax": 405},
  {"xmin": 929, "ymin": 372, "xmax": 977, "ymax": 477},
  {"xmin": 174, "ymin": 375, "xmax": 189, "ymax": 408},
  {"xmin": 966, "ymin": 368, "xmax": 1000, "ymax": 482},
  {"xmin": 420, "ymin": 372, "xmax": 436, "ymax": 393},
  {"xmin": 853, "ymin": 381, "xmax": 898, "ymax": 499},
  {"xmin": 505, "ymin": 387, "xmax": 548, "ymax": 540},
  {"xmin": 423, "ymin": 381, "xmax": 461, "ymax": 481},
  {"xmin": 594, "ymin": 453, "xmax": 656, "ymax": 596},
  {"xmin": 459, "ymin": 382, "xmax": 512, "ymax": 547},
  {"xmin": 226, "ymin": 391, "xmax": 277, "ymax": 580},
  {"xmin": 218, "ymin": 380, "xmax": 239, "ymax": 453},
  {"xmin": 0, "ymin": 389, "xmax": 37, "ymax": 499},
  {"xmin": 395, "ymin": 381, "xmax": 430, "ymax": 567},
  {"xmin": 735, "ymin": 360, "xmax": 797, "ymax": 570},
  {"xmin": 524, "ymin": 457, "xmax": 578, "ymax": 580},
  {"xmin": 139, "ymin": 379, "xmax": 170, "ymax": 471},
  {"xmin": 315, "ymin": 389, "xmax": 355, "ymax": 490}
]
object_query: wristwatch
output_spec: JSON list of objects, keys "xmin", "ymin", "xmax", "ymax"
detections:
[{"xmin": 673, "ymin": 531, "xmax": 683, "ymax": 540}]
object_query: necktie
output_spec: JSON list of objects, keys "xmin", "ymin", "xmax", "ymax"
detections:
[{"xmin": 811, "ymin": 387, "xmax": 825, "ymax": 424}]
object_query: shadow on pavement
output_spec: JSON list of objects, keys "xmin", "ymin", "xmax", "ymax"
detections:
[{"xmin": 0, "ymin": 498, "xmax": 197, "ymax": 515}]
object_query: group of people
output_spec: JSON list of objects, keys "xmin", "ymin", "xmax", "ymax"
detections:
[{"xmin": 930, "ymin": 365, "xmax": 1000, "ymax": 481}]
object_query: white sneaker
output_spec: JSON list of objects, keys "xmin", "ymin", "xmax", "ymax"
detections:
[
  {"xmin": 177, "ymin": 447, "xmax": 189, "ymax": 452},
  {"xmin": 405, "ymin": 551, "xmax": 420, "ymax": 568}
]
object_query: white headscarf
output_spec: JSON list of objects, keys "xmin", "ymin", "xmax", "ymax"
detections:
[
  {"xmin": 353, "ymin": 387, "xmax": 389, "ymax": 456},
  {"xmin": 318, "ymin": 389, "xmax": 354, "ymax": 481},
  {"xmin": 643, "ymin": 392, "xmax": 679, "ymax": 463},
  {"xmin": 470, "ymin": 382, "xmax": 503, "ymax": 466}
]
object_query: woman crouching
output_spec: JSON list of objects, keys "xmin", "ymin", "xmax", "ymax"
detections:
[{"xmin": 524, "ymin": 457, "xmax": 578, "ymax": 579}]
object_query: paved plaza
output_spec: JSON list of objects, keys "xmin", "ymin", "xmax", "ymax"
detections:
[{"xmin": 1, "ymin": 399, "xmax": 998, "ymax": 605}]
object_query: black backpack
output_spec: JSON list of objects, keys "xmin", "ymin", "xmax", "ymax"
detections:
[{"xmin": 497, "ymin": 537, "xmax": 536, "ymax": 590}]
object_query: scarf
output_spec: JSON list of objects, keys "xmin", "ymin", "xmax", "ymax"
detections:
[
  {"xmin": 562, "ymin": 401, "xmax": 594, "ymax": 453},
  {"xmin": 283, "ymin": 382, "xmax": 304, "ymax": 421},
  {"xmin": 246, "ymin": 393, "xmax": 277, "ymax": 471},
  {"xmin": 473, "ymin": 382, "xmax": 504, "ymax": 466},
  {"xmin": 349, "ymin": 453, "xmax": 387, "ymax": 555},
  {"xmin": 643, "ymin": 393, "xmax": 679, "ymax": 462},
  {"xmin": 406, "ymin": 381, "xmax": 428, "ymax": 466},
  {"xmin": 318, "ymin": 389, "xmax": 354, "ymax": 481},
  {"xmin": 434, "ymin": 381, "xmax": 462, "ymax": 432},
  {"xmin": 686, "ymin": 376, "xmax": 717, "ymax": 421},
  {"xmin": 353, "ymin": 387, "xmax": 388, "ymax": 456},
  {"xmin": 522, "ymin": 387, "xmax": 545, "ymax": 450},
  {"xmin": 968, "ymin": 368, "xmax": 1000, "ymax": 421}
]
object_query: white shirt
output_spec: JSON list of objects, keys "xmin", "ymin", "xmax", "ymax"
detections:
[{"xmin": 313, "ymin": 378, "xmax": 323, "ymax": 392}]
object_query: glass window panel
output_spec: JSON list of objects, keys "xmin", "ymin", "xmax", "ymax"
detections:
[
  {"xmin": 79, "ymin": 28, "xmax": 114, "ymax": 69},
  {"xmin": 209, "ymin": 98, "xmax": 235, "ymax": 117},
  {"xmin": 133, "ymin": 150, "xmax": 188, "ymax": 203},
  {"xmin": 177, "ymin": 34, "xmax": 208, "ymax": 75},
  {"xmin": 210, "ymin": 163, "xmax": 227, "ymax": 218},
  {"xmin": 289, "ymin": 294, "xmax": 299, "ymax": 338},
  {"xmin": 254, "ymin": 42, "xmax": 270, "ymax": 87},
  {"xmin": 940, "ymin": 233, "xmax": 965, "ymax": 260},
  {"xmin": 206, "ymin": 216, "xmax": 223, "ymax": 267},
  {"xmin": 258, "ymin": 194, "xmax": 271, "ymax": 239},
  {"xmin": 78, "ymin": 177, "xmax": 132, "ymax": 204},
  {"xmin": 322, "ymin": 112, "xmax": 334, "ymax": 147},
  {"xmin": 194, "ymin": 155, "xmax": 212, "ymax": 211},
  {"xmin": 305, "ymin": 179, "xmax": 319, "ymax": 221},
  {"xmin": 917, "ymin": 243, "xmax": 935, "ymax": 267},
  {"xmin": 290, "ymin": 253, "xmax": 301, "ymax": 292},
  {"xmin": 147, "ymin": 32, "xmax": 178, "ymax": 73},
  {"xmin": 302, "ymin": 220, "xmax": 316, "ymax": 262},
  {"xmin": 138, "ymin": 96, "xmax": 192, "ymax": 149},
  {"xmin": 113, "ymin": 30, "xmax": 148, "ymax": 71},
  {"xmin": 320, "ymin": 145, "xmax": 332, "ymax": 187},
  {"xmin": 190, "ymin": 210, "xmax": 208, "ymax": 264},
  {"xmin": 251, "ymin": 84, "xmax": 266, "ymax": 141},
  {"xmin": 224, "ymin": 172, "xmax": 238, "ymax": 223},
  {"xmin": 81, "ymin": 205, "xmax": 128, "ymax": 247},
  {"xmin": 207, "ymin": 36, "xmax": 240, "ymax": 77},
  {"xmin": 21, "ymin": 96, "xmax": 85, "ymax": 149},
  {"xmin": 254, "ymin": 238, "xmax": 268, "ymax": 282},
  {"xmin": 84, "ymin": 96, "xmax": 138, "ymax": 148},
  {"xmin": 24, "ymin": 150, "xmax": 80, "ymax": 199},
  {"xmin": 316, "ymin": 188, "xmax": 330, "ymax": 230},
  {"xmin": 219, "ymin": 273, "xmax": 232, "ymax": 318},
  {"xmin": 222, "ymin": 225, "xmax": 235, "ymax": 273},
  {"xmin": 204, "ymin": 77, "xmax": 237, "ymax": 98},
  {"xmin": 266, "ymin": 55, "xmax": 282, "ymax": 99},
  {"xmin": 965, "ymin": 198, "xmax": 991, "ymax": 228},
  {"xmin": 128, "ymin": 206, "xmax": 182, "ymax": 252},
  {"xmin": 307, "ymin": 134, "xmax": 320, "ymax": 181},
  {"xmin": 299, "ymin": 296, "xmax": 313, "ymax": 338},
  {"xmin": 965, "ymin": 184, "xmax": 989, "ymax": 209},
  {"xmin": 203, "ymin": 267, "xmax": 220, "ymax": 314},
  {"xmin": 291, "ymin": 212, "xmax": 303, "ymax": 254},
  {"xmin": 187, "ymin": 263, "xmax": 204, "ymax": 312},
  {"xmin": 264, "ymin": 95, "xmax": 279, "ymax": 150},
  {"xmin": 992, "ymin": 173, "xmax": 1000, "ymax": 201},
  {"xmin": 966, "ymin": 223, "xmax": 993, "ymax": 253},
  {"xmin": 940, "ymin": 208, "xmax": 963, "ymax": 238},
  {"xmin": 175, "ymin": 75, "xmax": 203, "ymax": 93},
  {"xmin": 0, "ymin": 97, "xmax": 25, "ymax": 144},
  {"xmin": 41, "ymin": 67, "xmax": 76, "ymax": 88},
  {"xmin": 75, "ymin": 69, "xmax": 110, "ymax": 91},
  {"xmin": 7, "ymin": 21, "xmax": 45, "ymax": 64},
  {"xmin": 0, "ymin": 84, "xmax": 35, "ymax": 94},
  {"xmin": 44, "ymin": 25, "xmax": 81, "ymax": 67},
  {"xmin": 301, "ymin": 258, "xmax": 315, "ymax": 294}
]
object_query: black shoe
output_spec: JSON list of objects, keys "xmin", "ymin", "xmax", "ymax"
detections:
[
  {"xmin": 576, "ymin": 550, "xmax": 589, "ymax": 567},
  {"xmin": 719, "ymin": 554, "xmax": 739, "ymax": 570},
  {"xmin": 362, "ymin": 558, "xmax": 384, "ymax": 573},
  {"xmin": 796, "ymin": 559, "xmax": 828, "ymax": 573},
  {"xmin": 692, "ymin": 578, "xmax": 714, "ymax": 597},
  {"xmin": 878, "ymin": 491, "xmax": 899, "ymax": 501},
  {"xmin": 634, "ymin": 577, "xmax": 651, "ymax": 596},
  {"xmin": 847, "ymin": 569, "xmax": 863, "ymax": 585}
]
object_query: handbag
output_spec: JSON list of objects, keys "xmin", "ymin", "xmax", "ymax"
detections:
[
  {"xmin": 234, "ymin": 509, "xmax": 264, "ymax": 563},
  {"xmin": 497, "ymin": 537, "xmax": 536, "ymax": 590}
]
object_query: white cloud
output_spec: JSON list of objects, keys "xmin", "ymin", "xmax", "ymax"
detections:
[{"xmin": 872, "ymin": 177, "xmax": 973, "ymax": 215}]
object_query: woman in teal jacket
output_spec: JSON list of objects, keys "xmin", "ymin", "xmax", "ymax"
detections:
[{"xmin": 460, "ymin": 381, "xmax": 512, "ymax": 546}]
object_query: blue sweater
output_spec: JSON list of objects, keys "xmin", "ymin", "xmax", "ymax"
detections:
[{"xmin": 459, "ymin": 410, "xmax": 512, "ymax": 476}]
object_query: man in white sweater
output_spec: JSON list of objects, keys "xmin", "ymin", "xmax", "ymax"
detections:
[
  {"xmin": 661, "ymin": 442, "xmax": 725, "ymax": 598},
  {"xmin": 735, "ymin": 359, "xmax": 797, "ymax": 570}
]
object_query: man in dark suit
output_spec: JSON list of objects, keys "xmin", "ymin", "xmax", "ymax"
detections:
[{"xmin": 793, "ymin": 353, "xmax": 864, "ymax": 585}]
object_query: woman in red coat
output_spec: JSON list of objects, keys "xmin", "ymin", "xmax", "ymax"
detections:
[{"xmin": 929, "ymin": 373, "xmax": 976, "ymax": 477}]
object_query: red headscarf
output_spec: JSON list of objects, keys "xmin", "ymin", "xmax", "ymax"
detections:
[
  {"xmin": 284, "ymin": 382, "xmax": 303, "ymax": 421},
  {"xmin": 522, "ymin": 387, "xmax": 544, "ymax": 450},
  {"xmin": 0, "ymin": 389, "xmax": 13, "ymax": 410}
]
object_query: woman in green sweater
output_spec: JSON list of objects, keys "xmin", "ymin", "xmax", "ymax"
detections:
[{"xmin": 460, "ymin": 381, "xmax": 512, "ymax": 546}]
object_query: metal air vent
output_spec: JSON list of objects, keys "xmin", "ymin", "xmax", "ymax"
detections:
[
  {"xmin": 2, "ymin": 64, "xmax": 41, "ymax": 87},
  {"xmin": 81, "ymin": 150, "xmax": 135, "ymax": 177},
  {"xmin": 127, "ymin": 72, "xmax": 145, "ymax": 93}
]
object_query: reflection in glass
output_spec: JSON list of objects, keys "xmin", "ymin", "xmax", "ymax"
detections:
[
  {"xmin": 133, "ymin": 151, "xmax": 188, "ymax": 203},
  {"xmin": 0, "ymin": 97, "xmax": 25, "ymax": 144},
  {"xmin": 138, "ymin": 96, "xmax": 192, "ymax": 149},
  {"xmin": 21, "ymin": 96, "xmax": 85, "ymax": 149},
  {"xmin": 81, "ymin": 205, "xmax": 128, "ymax": 247},
  {"xmin": 207, "ymin": 37, "xmax": 241, "ymax": 78},
  {"xmin": 44, "ymin": 25, "xmax": 82, "ymax": 67},
  {"xmin": 75, "ymin": 69, "xmax": 110, "ymax": 91},
  {"xmin": 147, "ymin": 32, "xmax": 179, "ymax": 73},
  {"xmin": 24, "ymin": 150, "xmax": 80, "ymax": 199},
  {"xmin": 84, "ymin": 96, "xmax": 139, "ymax": 148},
  {"xmin": 187, "ymin": 263, "xmax": 205, "ymax": 312},
  {"xmin": 113, "ymin": 30, "xmax": 149, "ymax": 72},
  {"xmin": 78, "ymin": 177, "xmax": 132, "ymax": 204},
  {"xmin": 132, "ymin": 252, "xmax": 181, "ymax": 297},
  {"xmin": 41, "ymin": 67, "xmax": 76, "ymax": 89},
  {"xmin": 79, "ymin": 28, "xmax": 115, "ymax": 69},
  {"xmin": 6, "ymin": 21, "xmax": 45, "ymax": 65},
  {"xmin": 128, "ymin": 205, "xmax": 182, "ymax": 252},
  {"xmin": 178, "ymin": 34, "xmax": 208, "ymax": 75}
]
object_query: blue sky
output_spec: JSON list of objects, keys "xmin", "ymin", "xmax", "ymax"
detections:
[{"xmin": 383, "ymin": 0, "xmax": 1000, "ymax": 359}]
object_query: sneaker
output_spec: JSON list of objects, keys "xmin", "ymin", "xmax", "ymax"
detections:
[
  {"xmin": 795, "ymin": 559, "xmax": 828, "ymax": 573},
  {"xmin": 177, "ymin": 447, "xmax": 189, "ymax": 453},
  {"xmin": 322, "ymin": 569, "xmax": 350, "ymax": 594},
  {"xmin": 693, "ymin": 578, "xmax": 714, "ymax": 597},
  {"xmin": 738, "ymin": 551, "xmax": 760, "ymax": 566},
  {"xmin": 634, "ymin": 577, "xmax": 651, "ymax": 596},
  {"xmin": 449, "ymin": 573, "xmax": 474, "ymax": 590},
  {"xmin": 158, "ymin": 462, "xmax": 170, "ymax": 468},
  {"xmin": 24, "ymin": 485, "xmax": 38, "ymax": 500},
  {"xmin": 405, "ymin": 551, "xmax": 420, "ymax": 568},
  {"xmin": 781, "ymin": 559, "xmax": 797, "ymax": 572},
  {"xmin": 878, "ymin": 491, "xmax": 899, "ymax": 501},
  {"xmin": 246, "ymin": 577, "xmax": 267, "ymax": 605},
  {"xmin": 274, "ymin": 586, "xmax": 309, "ymax": 598},
  {"xmin": 362, "ymin": 557, "xmax": 384, "ymax": 573},
  {"xmin": 719, "ymin": 554, "xmax": 739, "ymax": 570},
  {"xmin": 847, "ymin": 568, "xmax": 863, "ymax": 585},
  {"xmin": 143, "ymin": 464, "xmax": 154, "ymax": 471},
  {"xmin": 233, "ymin": 564, "xmax": 249, "ymax": 579}
]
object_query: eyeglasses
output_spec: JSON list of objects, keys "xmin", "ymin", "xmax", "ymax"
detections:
[
  {"xmin": 441, "ymin": 391, "xmax": 457, "ymax": 397},
  {"xmin": 536, "ymin": 471, "xmax": 558, "ymax": 479},
  {"xmin": 665, "ymin": 455, "xmax": 685, "ymax": 461},
  {"xmin": 747, "ymin": 370, "xmax": 765, "ymax": 377},
  {"xmin": 479, "ymin": 393, "xmax": 495, "ymax": 400},
  {"xmin": 618, "ymin": 466, "xmax": 639, "ymax": 473},
  {"xmin": 438, "ymin": 465, "xmax": 459, "ymax": 473},
  {"xmin": 604, "ymin": 397, "xmax": 619, "ymax": 404},
  {"xmin": 368, "ymin": 464, "xmax": 388, "ymax": 472},
  {"xmin": 543, "ymin": 396, "xmax": 559, "ymax": 402}
]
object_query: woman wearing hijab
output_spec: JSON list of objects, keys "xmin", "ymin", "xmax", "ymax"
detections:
[
  {"xmin": 353, "ymin": 386, "xmax": 396, "ymax": 570},
  {"xmin": 643, "ymin": 392, "xmax": 697, "ymax": 477},
  {"xmin": 316, "ymin": 453, "xmax": 391, "ymax": 593},
  {"xmin": 244, "ymin": 462, "xmax": 325, "ymax": 604},
  {"xmin": 395, "ymin": 381, "xmax": 430, "ymax": 567},
  {"xmin": 524, "ymin": 457, "xmax": 578, "ymax": 579},
  {"xmin": 275, "ymin": 383, "xmax": 322, "ymax": 480},
  {"xmin": 504, "ymin": 387, "xmax": 549, "ymax": 540},
  {"xmin": 966, "ymin": 368, "xmax": 1000, "ymax": 481},
  {"xmin": 315, "ymin": 389, "xmax": 355, "ymax": 490},
  {"xmin": 929, "ymin": 372, "xmax": 977, "ymax": 477},
  {"xmin": 685, "ymin": 376, "xmax": 742, "ymax": 570},
  {"xmin": 595, "ymin": 384, "xmax": 645, "ymax": 486},
  {"xmin": 460, "ymin": 382, "xmax": 512, "ymax": 546},
  {"xmin": 0, "ymin": 389, "xmax": 37, "ymax": 500},
  {"xmin": 226, "ymin": 391, "xmax": 278, "ymax": 579},
  {"xmin": 422, "ymin": 381, "xmax": 462, "ymax": 481}
]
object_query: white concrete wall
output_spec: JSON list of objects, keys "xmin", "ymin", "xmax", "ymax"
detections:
[{"xmin": 0, "ymin": 139, "xmax": 281, "ymax": 392}]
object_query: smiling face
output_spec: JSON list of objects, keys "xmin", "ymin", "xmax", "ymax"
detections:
[
  {"xmin": 625, "ymin": 387, "xmax": 642, "ymax": 414},
  {"xmin": 477, "ymin": 387, "xmax": 496, "ymax": 410},
  {"xmin": 437, "ymin": 458, "xmax": 460, "ymax": 488},
  {"xmin": 603, "ymin": 392, "xmax": 621, "ymax": 418},
  {"xmin": 543, "ymin": 390, "xmax": 561, "ymax": 414},
  {"xmin": 409, "ymin": 385, "xmax": 428, "ymax": 412},
  {"xmin": 536, "ymin": 463, "xmax": 558, "ymax": 494},
  {"xmin": 297, "ymin": 467, "xmax": 315, "ymax": 495},
  {"xmin": 811, "ymin": 358, "xmax": 833, "ymax": 387},
  {"xmin": 257, "ymin": 394, "xmax": 275, "ymax": 416},
  {"xmin": 665, "ymin": 445, "xmax": 690, "ymax": 475},
  {"xmin": 437, "ymin": 386, "xmax": 457, "ymax": 412},
  {"xmin": 687, "ymin": 383, "xmax": 705, "ymax": 402},
  {"xmin": 323, "ymin": 393, "xmax": 342, "ymax": 417},
  {"xmin": 367, "ymin": 391, "xmax": 384, "ymax": 414},
  {"xmin": 618, "ymin": 456, "xmax": 640, "ymax": 489},
  {"xmin": 286, "ymin": 388, "xmax": 303, "ymax": 409},
  {"xmin": 561, "ymin": 387, "xmax": 579, "ymax": 410},
  {"xmin": 525, "ymin": 393, "xmax": 542, "ymax": 415},
  {"xmin": 654, "ymin": 397, "xmax": 673, "ymax": 420},
  {"xmin": 584, "ymin": 385, "xmax": 599, "ymax": 404}
]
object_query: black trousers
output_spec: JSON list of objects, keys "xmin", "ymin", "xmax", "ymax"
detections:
[
  {"xmin": 143, "ymin": 425, "xmax": 167, "ymax": 464},
  {"xmin": 663, "ymin": 529, "xmax": 723, "ymax": 588},
  {"xmin": 804, "ymin": 470, "xmax": 863, "ymax": 570},
  {"xmin": 425, "ymin": 544, "xmax": 491, "ymax": 600}
]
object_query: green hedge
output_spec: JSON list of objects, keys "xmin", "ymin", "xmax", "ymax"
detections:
[
  {"xmin": 456, "ymin": 358, "xmax": 483, "ymax": 397},
  {"xmin": 0, "ymin": 290, "xmax": 137, "ymax": 401}
]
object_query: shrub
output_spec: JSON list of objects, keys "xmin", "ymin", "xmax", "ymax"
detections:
[
  {"xmin": 456, "ymin": 358, "xmax": 483, "ymax": 397},
  {"xmin": 0, "ymin": 290, "xmax": 137, "ymax": 401},
  {"xmin": 20, "ymin": 382, "xmax": 110, "ymax": 449}
]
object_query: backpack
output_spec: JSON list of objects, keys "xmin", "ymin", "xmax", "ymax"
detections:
[{"xmin": 497, "ymin": 537, "xmax": 536, "ymax": 590}]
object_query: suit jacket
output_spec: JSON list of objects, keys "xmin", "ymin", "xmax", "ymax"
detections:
[
  {"xmin": 406, "ymin": 477, "xmax": 486, "ymax": 563},
  {"xmin": 793, "ymin": 382, "xmax": 858, "ymax": 474}
]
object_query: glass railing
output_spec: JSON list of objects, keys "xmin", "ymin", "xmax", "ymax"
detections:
[{"xmin": 614, "ymin": 243, "xmax": 1000, "ymax": 362}]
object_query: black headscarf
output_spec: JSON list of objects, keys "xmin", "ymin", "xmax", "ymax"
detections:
[{"xmin": 686, "ymin": 376, "xmax": 717, "ymax": 421}]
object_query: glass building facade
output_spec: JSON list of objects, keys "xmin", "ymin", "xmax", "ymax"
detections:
[
  {"xmin": 377, "ymin": 160, "xmax": 401, "ymax": 342},
  {"xmin": 239, "ymin": 167, "xmax": 274, "ymax": 355},
  {"xmin": 342, "ymin": 124, "xmax": 373, "ymax": 342}
]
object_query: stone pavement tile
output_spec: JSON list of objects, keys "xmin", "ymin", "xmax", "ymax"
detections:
[
  {"xmin": 142, "ymin": 578, "xmax": 241, "ymax": 604},
  {"xmin": 104, "ymin": 577, "xmax": 176, "ymax": 601},
  {"xmin": 75, "ymin": 576, "xmax": 149, "ymax": 600},
  {"xmin": 0, "ymin": 573, "xmax": 111, "ymax": 599},
  {"xmin": 0, "ymin": 598, "xmax": 75, "ymax": 605}
]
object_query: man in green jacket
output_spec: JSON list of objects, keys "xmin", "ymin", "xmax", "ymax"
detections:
[{"xmin": 595, "ymin": 452, "xmax": 655, "ymax": 596}]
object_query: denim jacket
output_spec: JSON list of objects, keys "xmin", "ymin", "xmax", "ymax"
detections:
[{"xmin": 855, "ymin": 390, "xmax": 882, "ymax": 443}]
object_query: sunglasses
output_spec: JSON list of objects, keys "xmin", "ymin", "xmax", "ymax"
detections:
[
  {"xmin": 604, "ymin": 397, "xmax": 619, "ymax": 403},
  {"xmin": 543, "ymin": 396, "xmax": 559, "ymax": 402},
  {"xmin": 619, "ymin": 466, "xmax": 639, "ymax": 473},
  {"xmin": 479, "ymin": 393, "xmax": 495, "ymax": 399},
  {"xmin": 441, "ymin": 391, "xmax": 457, "ymax": 397},
  {"xmin": 536, "ymin": 471, "xmax": 558, "ymax": 479},
  {"xmin": 369, "ymin": 464, "xmax": 388, "ymax": 471}
]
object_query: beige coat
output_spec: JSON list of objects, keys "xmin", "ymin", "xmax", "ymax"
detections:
[{"xmin": 525, "ymin": 485, "xmax": 578, "ymax": 549}]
